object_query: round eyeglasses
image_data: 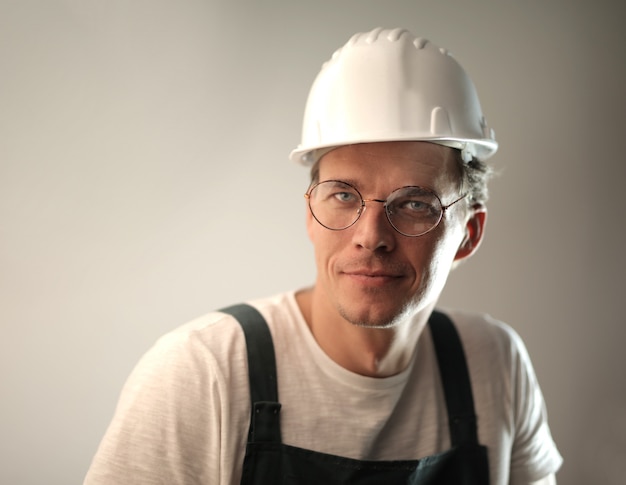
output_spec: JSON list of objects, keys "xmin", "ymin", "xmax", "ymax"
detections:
[{"xmin": 304, "ymin": 180, "xmax": 468, "ymax": 237}]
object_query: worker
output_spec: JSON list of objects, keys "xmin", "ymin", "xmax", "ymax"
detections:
[{"xmin": 85, "ymin": 27, "xmax": 563, "ymax": 484}]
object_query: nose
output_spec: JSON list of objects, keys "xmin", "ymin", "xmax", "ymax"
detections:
[{"xmin": 352, "ymin": 199, "xmax": 396, "ymax": 252}]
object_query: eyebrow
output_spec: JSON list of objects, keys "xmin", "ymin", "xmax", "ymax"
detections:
[
  {"xmin": 320, "ymin": 177, "xmax": 361, "ymax": 188},
  {"xmin": 320, "ymin": 178, "xmax": 438, "ymax": 195}
]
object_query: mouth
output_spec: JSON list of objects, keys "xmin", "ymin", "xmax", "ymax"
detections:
[
  {"xmin": 341, "ymin": 269, "xmax": 404, "ymax": 286},
  {"xmin": 345, "ymin": 270, "xmax": 400, "ymax": 277}
]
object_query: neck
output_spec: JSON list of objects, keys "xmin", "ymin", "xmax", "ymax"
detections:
[{"xmin": 295, "ymin": 287, "xmax": 432, "ymax": 377}]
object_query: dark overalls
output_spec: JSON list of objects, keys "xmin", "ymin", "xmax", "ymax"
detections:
[{"xmin": 221, "ymin": 305, "xmax": 490, "ymax": 485}]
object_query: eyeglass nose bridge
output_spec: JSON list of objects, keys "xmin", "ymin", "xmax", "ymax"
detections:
[
  {"xmin": 362, "ymin": 197, "xmax": 387, "ymax": 205},
  {"xmin": 360, "ymin": 197, "xmax": 387, "ymax": 210},
  {"xmin": 356, "ymin": 197, "xmax": 392, "ymax": 223}
]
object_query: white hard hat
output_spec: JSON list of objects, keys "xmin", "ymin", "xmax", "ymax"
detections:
[{"xmin": 289, "ymin": 27, "xmax": 498, "ymax": 165}]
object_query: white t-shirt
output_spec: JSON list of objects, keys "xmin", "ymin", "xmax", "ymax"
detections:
[{"xmin": 84, "ymin": 291, "xmax": 562, "ymax": 485}]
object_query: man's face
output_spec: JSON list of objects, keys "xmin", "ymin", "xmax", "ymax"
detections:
[{"xmin": 306, "ymin": 141, "xmax": 482, "ymax": 328}]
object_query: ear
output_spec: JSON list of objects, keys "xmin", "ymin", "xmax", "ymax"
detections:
[{"xmin": 454, "ymin": 204, "xmax": 487, "ymax": 262}]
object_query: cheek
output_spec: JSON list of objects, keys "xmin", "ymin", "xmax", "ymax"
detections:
[
  {"xmin": 410, "ymin": 229, "xmax": 463, "ymax": 293},
  {"xmin": 308, "ymin": 223, "xmax": 342, "ymax": 268},
  {"xmin": 305, "ymin": 206, "xmax": 315, "ymax": 242}
]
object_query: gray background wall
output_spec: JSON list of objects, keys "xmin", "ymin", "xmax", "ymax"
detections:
[{"xmin": 1, "ymin": 1, "xmax": 624, "ymax": 483}]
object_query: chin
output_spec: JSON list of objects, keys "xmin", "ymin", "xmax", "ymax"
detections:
[{"xmin": 337, "ymin": 298, "xmax": 415, "ymax": 329}]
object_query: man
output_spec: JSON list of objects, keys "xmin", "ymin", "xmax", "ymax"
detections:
[{"xmin": 85, "ymin": 28, "xmax": 562, "ymax": 484}]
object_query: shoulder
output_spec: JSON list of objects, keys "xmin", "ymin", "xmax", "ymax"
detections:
[
  {"xmin": 149, "ymin": 291, "xmax": 297, "ymax": 358},
  {"xmin": 114, "ymin": 309, "xmax": 250, "ymax": 422},
  {"xmin": 432, "ymin": 310, "xmax": 529, "ymax": 436},
  {"xmin": 138, "ymin": 291, "xmax": 297, "ymax": 381},
  {"xmin": 438, "ymin": 309, "xmax": 563, "ymax": 481},
  {"xmin": 439, "ymin": 309, "xmax": 529, "ymax": 362},
  {"xmin": 139, "ymin": 310, "xmax": 245, "ymax": 376},
  {"xmin": 436, "ymin": 309, "xmax": 539, "ymax": 401},
  {"xmin": 85, "ymin": 292, "xmax": 297, "ymax": 484}
]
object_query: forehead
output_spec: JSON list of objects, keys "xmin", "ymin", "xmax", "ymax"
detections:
[{"xmin": 316, "ymin": 141, "xmax": 461, "ymax": 192}]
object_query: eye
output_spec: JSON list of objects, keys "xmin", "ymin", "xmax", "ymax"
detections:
[
  {"xmin": 333, "ymin": 191, "xmax": 359, "ymax": 203},
  {"xmin": 403, "ymin": 199, "xmax": 431, "ymax": 212},
  {"xmin": 388, "ymin": 187, "xmax": 441, "ymax": 220},
  {"xmin": 313, "ymin": 181, "xmax": 361, "ymax": 207},
  {"xmin": 393, "ymin": 194, "xmax": 434, "ymax": 212}
]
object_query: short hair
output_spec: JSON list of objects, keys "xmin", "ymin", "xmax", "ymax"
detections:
[{"xmin": 455, "ymin": 152, "xmax": 493, "ymax": 206}]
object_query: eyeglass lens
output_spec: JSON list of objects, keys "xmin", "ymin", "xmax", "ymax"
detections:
[{"xmin": 307, "ymin": 181, "xmax": 444, "ymax": 237}]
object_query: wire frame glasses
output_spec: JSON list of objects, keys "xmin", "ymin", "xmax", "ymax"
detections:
[{"xmin": 304, "ymin": 180, "xmax": 468, "ymax": 237}]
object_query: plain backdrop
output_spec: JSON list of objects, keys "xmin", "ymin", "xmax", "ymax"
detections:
[{"xmin": 1, "ymin": 1, "xmax": 625, "ymax": 483}]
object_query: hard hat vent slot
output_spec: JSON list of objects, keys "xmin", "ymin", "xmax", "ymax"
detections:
[{"xmin": 430, "ymin": 107, "xmax": 452, "ymax": 136}]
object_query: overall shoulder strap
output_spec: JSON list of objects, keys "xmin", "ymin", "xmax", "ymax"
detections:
[
  {"xmin": 220, "ymin": 303, "xmax": 281, "ymax": 443},
  {"xmin": 428, "ymin": 310, "xmax": 479, "ymax": 447},
  {"xmin": 220, "ymin": 303, "xmax": 279, "ymax": 403}
]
